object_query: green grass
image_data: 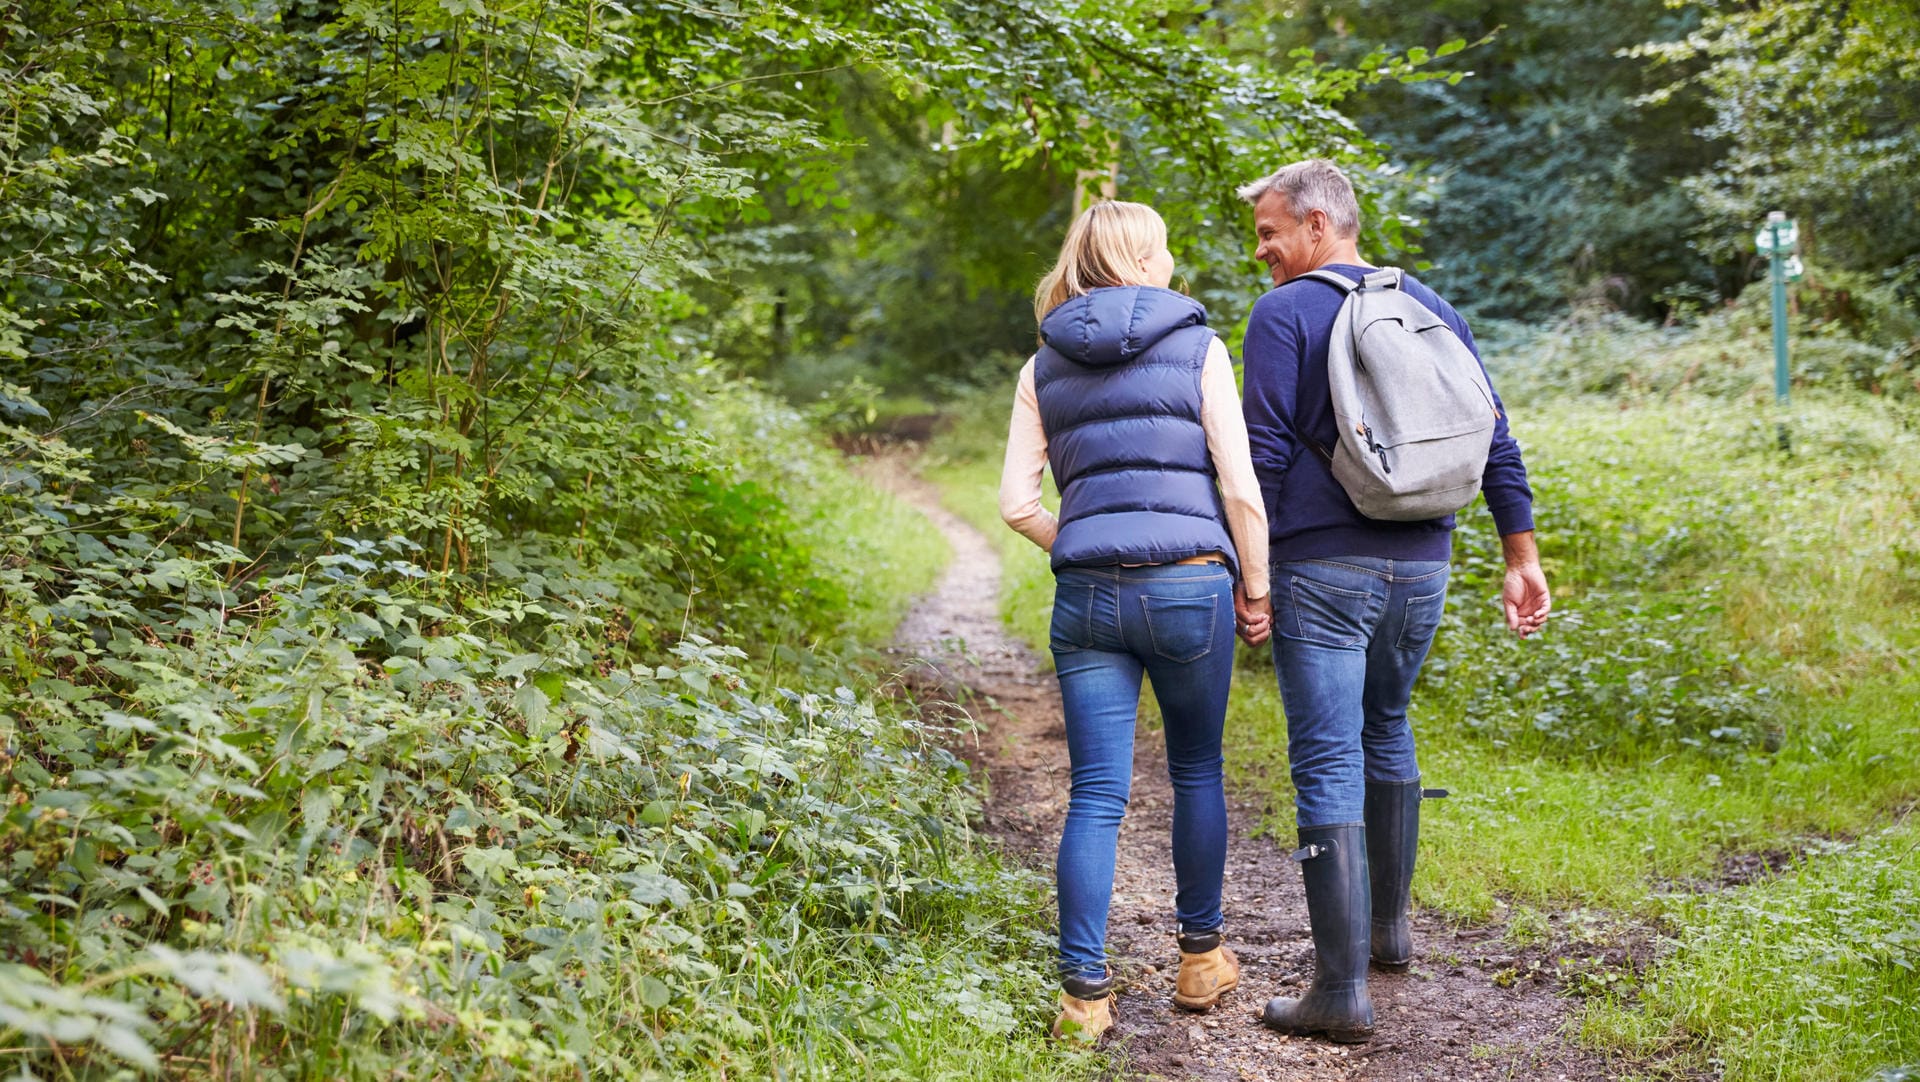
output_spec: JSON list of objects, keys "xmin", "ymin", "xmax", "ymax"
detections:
[
  {"xmin": 646, "ymin": 842, "xmax": 1107, "ymax": 1082},
  {"xmin": 922, "ymin": 370, "xmax": 1920, "ymax": 1082},
  {"xmin": 1581, "ymin": 814, "xmax": 1920, "ymax": 1081},
  {"xmin": 1223, "ymin": 671, "xmax": 1920, "ymax": 916},
  {"xmin": 1229, "ymin": 392, "xmax": 1920, "ymax": 918},
  {"xmin": 811, "ymin": 454, "xmax": 950, "ymax": 645}
]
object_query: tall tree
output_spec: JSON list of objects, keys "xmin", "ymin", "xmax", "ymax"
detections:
[
  {"xmin": 674, "ymin": 0, "xmax": 1461, "ymax": 392},
  {"xmin": 1233, "ymin": 0, "xmax": 1728, "ymax": 318},
  {"xmin": 1637, "ymin": 0, "xmax": 1920, "ymax": 308}
]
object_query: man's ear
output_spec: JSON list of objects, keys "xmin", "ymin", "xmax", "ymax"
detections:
[{"xmin": 1308, "ymin": 209, "xmax": 1327, "ymax": 241}]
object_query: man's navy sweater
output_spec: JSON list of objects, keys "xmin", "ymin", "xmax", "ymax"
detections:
[{"xmin": 1241, "ymin": 264, "xmax": 1534, "ymax": 563}]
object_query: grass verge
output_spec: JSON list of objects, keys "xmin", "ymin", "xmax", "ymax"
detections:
[{"xmin": 1581, "ymin": 814, "xmax": 1920, "ymax": 1081}]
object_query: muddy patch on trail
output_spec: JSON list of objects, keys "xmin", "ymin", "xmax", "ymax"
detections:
[
  {"xmin": 1714, "ymin": 848, "xmax": 1797, "ymax": 887},
  {"xmin": 869, "ymin": 450, "xmax": 1632, "ymax": 1081},
  {"xmin": 1654, "ymin": 836, "xmax": 1856, "ymax": 897}
]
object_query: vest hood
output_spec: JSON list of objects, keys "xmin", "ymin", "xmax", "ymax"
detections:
[{"xmin": 1039, "ymin": 286, "xmax": 1209, "ymax": 368}]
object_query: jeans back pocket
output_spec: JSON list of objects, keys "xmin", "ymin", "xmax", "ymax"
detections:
[
  {"xmin": 1283, "ymin": 575, "xmax": 1372, "ymax": 648},
  {"xmin": 1140, "ymin": 592, "xmax": 1222, "ymax": 664},
  {"xmin": 1050, "ymin": 584, "xmax": 1097, "ymax": 652},
  {"xmin": 1396, "ymin": 586, "xmax": 1449, "ymax": 652}
]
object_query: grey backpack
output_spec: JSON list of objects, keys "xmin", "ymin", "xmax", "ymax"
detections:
[{"xmin": 1300, "ymin": 268, "xmax": 1498, "ymax": 521}]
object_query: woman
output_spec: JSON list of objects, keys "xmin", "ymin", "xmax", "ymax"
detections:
[{"xmin": 998, "ymin": 200, "xmax": 1271, "ymax": 1041}]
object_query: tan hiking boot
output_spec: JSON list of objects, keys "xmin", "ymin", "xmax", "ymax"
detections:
[
  {"xmin": 1172, "ymin": 929, "xmax": 1240, "ymax": 1011},
  {"xmin": 1050, "ymin": 970, "xmax": 1114, "ymax": 1043},
  {"xmin": 1050, "ymin": 990, "xmax": 1114, "ymax": 1042}
]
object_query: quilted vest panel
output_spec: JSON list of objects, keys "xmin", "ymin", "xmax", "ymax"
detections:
[{"xmin": 1033, "ymin": 286, "xmax": 1240, "ymax": 579}]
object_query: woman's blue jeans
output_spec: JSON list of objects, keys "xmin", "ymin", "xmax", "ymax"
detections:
[
  {"xmin": 1049, "ymin": 563, "xmax": 1235, "ymax": 982},
  {"xmin": 1269, "ymin": 557, "xmax": 1451, "ymax": 828}
]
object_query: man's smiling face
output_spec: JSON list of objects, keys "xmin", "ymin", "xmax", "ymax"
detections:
[{"xmin": 1250, "ymin": 191, "xmax": 1321, "ymax": 286}]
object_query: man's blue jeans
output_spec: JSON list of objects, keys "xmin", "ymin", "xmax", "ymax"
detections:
[
  {"xmin": 1269, "ymin": 557, "xmax": 1451, "ymax": 828},
  {"xmin": 1050, "ymin": 563, "xmax": 1236, "ymax": 982}
]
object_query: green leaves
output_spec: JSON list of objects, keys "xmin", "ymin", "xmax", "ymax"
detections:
[
  {"xmin": 148, "ymin": 946, "xmax": 287, "ymax": 1012},
  {"xmin": 0, "ymin": 510, "xmax": 1039, "ymax": 1075},
  {"xmin": 136, "ymin": 411, "xmax": 309, "ymax": 470},
  {"xmin": 0, "ymin": 966, "xmax": 159, "ymax": 1071},
  {"xmin": 462, "ymin": 844, "xmax": 521, "ymax": 885},
  {"xmin": 638, "ymin": 975, "xmax": 672, "ymax": 1009},
  {"xmin": 1630, "ymin": 821, "xmax": 1920, "ymax": 1079},
  {"xmin": 1642, "ymin": 1, "xmax": 1920, "ymax": 282},
  {"xmin": 0, "ymin": 3, "xmax": 1095, "ymax": 1075}
]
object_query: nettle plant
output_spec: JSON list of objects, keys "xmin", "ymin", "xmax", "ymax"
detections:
[{"xmin": 1425, "ymin": 504, "xmax": 1781, "ymax": 761}]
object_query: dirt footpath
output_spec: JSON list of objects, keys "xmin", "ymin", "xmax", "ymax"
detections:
[{"xmin": 875, "ymin": 457, "xmax": 1622, "ymax": 1082}]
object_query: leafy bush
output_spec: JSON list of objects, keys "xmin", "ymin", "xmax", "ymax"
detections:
[
  {"xmin": 1431, "ymin": 584, "xmax": 1782, "ymax": 758},
  {"xmin": 1427, "ymin": 394, "xmax": 1916, "ymax": 756},
  {"xmin": 0, "ymin": 504, "xmax": 1060, "ymax": 1078},
  {"xmin": 1426, "ymin": 499, "xmax": 1783, "ymax": 760},
  {"xmin": 2, "ymin": 3, "xmax": 1074, "ymax": 1073}
]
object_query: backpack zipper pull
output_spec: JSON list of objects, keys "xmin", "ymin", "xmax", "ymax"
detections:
[{"xmin": 1362, "ymin": 424, "xmax": 1392, "ymax": 475}]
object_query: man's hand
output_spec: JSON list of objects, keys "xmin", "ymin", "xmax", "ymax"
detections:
[
  {"xmin": 1500, "ymin": 530, "xmax": 1551, "ymax": 638},
  {"xmin": 1235, "ymin": 583, "xmax": 1272, "ymax": 646}
]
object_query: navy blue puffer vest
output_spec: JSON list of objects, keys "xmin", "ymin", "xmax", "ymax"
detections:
[{"xmin": 1035, "ymin": 286, "xmax": 1240, "ymax": 579}]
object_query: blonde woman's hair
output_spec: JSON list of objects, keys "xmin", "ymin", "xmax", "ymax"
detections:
[{"xmin": 1033, "ymin": 200, "xmax": 1168, "ymax": 323}]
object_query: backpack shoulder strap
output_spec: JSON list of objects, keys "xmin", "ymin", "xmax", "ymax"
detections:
[
  {"xmin": 1297, "ymin": 267, "xmax": 1406, "ymax": 292},
  {"xmin": 1290, "ymin": 270, "xmax": 1361, "ymax": 465},
  {"xmin": 1297, "ymin": 268, "xmax": 1360, "ymax": 293}
]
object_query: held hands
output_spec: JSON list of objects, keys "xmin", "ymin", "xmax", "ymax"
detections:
[
  {"xmin": 1234, "ymin": 583, "xmax": 1272, "ymax": 646},
  {"xmin": 1500, "ymin": 531, "xmax": 1552, "ymax": 639},
  {"xmin": 1229, "ymin": 534, "xmax": 1548, "ymax": 646}
]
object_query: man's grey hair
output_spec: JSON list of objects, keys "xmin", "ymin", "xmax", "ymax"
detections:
[{"xmin": 1235, "ymin": 159, "xmax": 1361, "ymax": 239}]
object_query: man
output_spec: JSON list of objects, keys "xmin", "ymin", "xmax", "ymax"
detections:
[{"xmin": 1232, "ymin": 159, "xmax": 1550, "ymax": 1043}]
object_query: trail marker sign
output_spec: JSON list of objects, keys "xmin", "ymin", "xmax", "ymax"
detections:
[{"xmin": 1756, "ymin": 211, "xmax": 1797, "ymax": 407}]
